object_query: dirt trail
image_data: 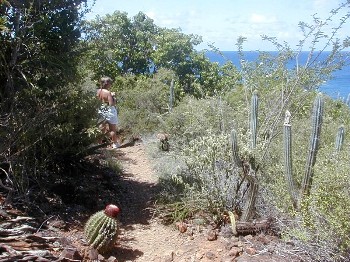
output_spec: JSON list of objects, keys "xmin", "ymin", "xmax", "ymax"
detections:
[
  {"xmin": 103, "ymin": 142, "xmax": 301, "ymax": 262},
  {"xmin": 0, "ymin": 141, "xmax": 304, "ymax": 262},
  {"xmin": 115, "ymin": 142, "xmax": 188, "ymax": 262}
]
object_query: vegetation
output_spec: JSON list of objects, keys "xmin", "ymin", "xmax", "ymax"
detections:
[{"xmin": 1, "ymin": 0, "xmax": 350, "ymax": 261}]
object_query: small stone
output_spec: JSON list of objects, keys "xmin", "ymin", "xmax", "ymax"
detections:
[
  {"xmin": 206, "ymin": 229, "xmax": 217, "ymax": 241},
  {"xmin": 59, "ymin": 248, "xmax": 83, "ymax": 261},
  {"xmin": 245, "ymin": 246, "xmax": 257, "ymax": 255},
  {"xmin": 107, "ymin": 256, "xmax": 118, "ymax": 262},
  {"xmin": 255, "ymin": 234, "xmax": 270, "ymax": 245},
  {"xmin": 86, "ymin": 248, "xmax": 98, "ymax": 260},
  {"xmin": 221, "ymin": 256, "xmax": 236, "ymax": 262},
  {"xmin": 244, "ymin": 234, "xmax": 254, "ymax": 241},
  {"xmin": 228, "ymin": 247, "xmax": 243, "ymax": 257},
  {"xmin": 195, "ymin": 252, "xmax": 204, "ymax": 259},
  {"xmin": 176, "ymin": 222, "xmax": 187, "ymax": 233},
  {"xmin": 220, "ymin": 225, "xmax": 234, "ymax": 238},
  {"xmin": 205, "ymin": 251, "xmax": 216, "ymax": 260}
]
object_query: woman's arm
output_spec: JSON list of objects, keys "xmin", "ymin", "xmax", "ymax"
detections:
[{"xmin": 108, "ymin": 91, "xmax": 115, "ymax": 106}]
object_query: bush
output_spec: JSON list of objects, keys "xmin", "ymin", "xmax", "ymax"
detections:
[
  {"xmin": 0, "ymin": 82, "xmax": 99, "ymax": 196},
  {"xmin": 116, "ymin": 74, "xmax": 170, "ymax": 135},
  {"xmin": 162, "ymin": 95, "xmax": 237, "ymax": 149}
]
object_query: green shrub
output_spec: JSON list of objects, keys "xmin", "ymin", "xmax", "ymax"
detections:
[
  {"xmin": 116, "ymin": 75, "xmax": 169, "ymax": 134},
  {"xmin": 0, "ymin": 82, "xmax": 99, "ymax": 195},
  {"xmin": 162, "ymin": 96, "xmax": 236, "ymax": 148}
]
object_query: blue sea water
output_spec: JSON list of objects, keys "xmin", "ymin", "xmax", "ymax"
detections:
[{"xmin": 206, "ymin": 51, "xmax": 350, "ymax": 100}]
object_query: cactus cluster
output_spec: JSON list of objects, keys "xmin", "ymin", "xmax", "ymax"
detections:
[
  {"xmin": 230, "ymin": 90, "xmax": 259, "ymax": 222},
  {"xmin": 84, "ymin": 204, "xmax": 120, "ymax": 253}
]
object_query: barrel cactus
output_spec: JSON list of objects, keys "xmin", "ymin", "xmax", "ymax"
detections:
[{"xmin": 84, "ymin": 204, "xmax": 120, "ymax": 253}]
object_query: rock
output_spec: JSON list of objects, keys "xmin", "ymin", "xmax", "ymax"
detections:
[
  {"xmin": 255, "ymin": 234, "xmax": 271, "ymax": 245},
  {"xmin": 221, "ymin": 256, "xmax": 236, "ymax": 262},
  {"xmin": 228, "ymin": 247, "xmax": 243, "ymax": 257},
  {"xmin": 243, "ymin": 234, "xmax": 254, "ymax": 241},
  {"xmin": 59, "ymin": 248, "xmax": 83, "ymax": 261},
  {"xmin": 107, "ymin": 256, "xmax": 118, "ymax": 262},
  {"xmin": 205, "ymin": 251, "xmax": 216, "ymax": 260},
  {"xmin": 85, "ymin": 248, "xmax": 99, "ymax": 260},
  {"xmin": 220, "ymin": 225, "xmax": 234, "ymax": 238},
  {"xmin": 206, "ymin": 229, "xmax": 217, "ymax": 241},
  {"xmin": 244, "ymin": 246, "xmax": 257, "ymax": 255},
  {"xmin": 176, "ymin": 222, "xmax": 187, "ymax": 233}
]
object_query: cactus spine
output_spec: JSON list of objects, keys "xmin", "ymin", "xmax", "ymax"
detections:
[
  {"xmin": 300, "ymin": 93, "xmax": 324, "ymax": 198},
  {"xmin": 250, "ymin": 90, "xmax": 258, "ymax": 149},
  {"xmin": 335, "ymin": 125, "xmax": 345, "ymax": 152},
  {"xmin": 84, "ymin": 204, "xmax": 120, "ymax": 253},
  {"xmin": 283, "ymin": 110, "xmax": 297, "ymax": 208}
]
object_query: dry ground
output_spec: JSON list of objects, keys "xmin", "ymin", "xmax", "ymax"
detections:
[{"xmin": 0, "ymin": 141, "xmax": 305, "ymax": 262}]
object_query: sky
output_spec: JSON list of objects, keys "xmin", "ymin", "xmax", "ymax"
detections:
[{"xmin": 85, "ymin": 0, "xmax": 350, "ymax": 51}]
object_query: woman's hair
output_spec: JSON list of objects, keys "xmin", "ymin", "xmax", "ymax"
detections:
[{"xmin": 100, "ymin": 76, "xmax": 113, "ymax": 89}]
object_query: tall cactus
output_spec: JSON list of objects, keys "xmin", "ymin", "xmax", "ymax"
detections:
[
  {"xmin": 300, "ymin": 93, "xmax": 324, "ymax": 198},
  {"xmin": 335, "ymin": 125, "xmax": 345, "ymax": 153},
  {"xmin": 84, "ymin": 204, "xmax": 120, "ymax": 253},
  {"xmin": 230, "ymin": 129, "xmax": 242, "ymax": 168},
  {"xmin": 230, "ymin": 128, "xmax": 258, "ymax": 221},
  {"xmin": 283, "ymin": 110, "xmax": 297, "ymax": 208},
  {"xmin": 230, "ymin": 91, "xmax": 259, "ymax": 222},
  {"xmin": 250, "ymin": 90, "xmax": 258, "ymax": 149}
]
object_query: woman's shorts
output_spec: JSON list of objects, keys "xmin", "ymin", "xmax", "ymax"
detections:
[{"xmin": 98, "ymin": 105, "xmax": 118, "ymax": 125}]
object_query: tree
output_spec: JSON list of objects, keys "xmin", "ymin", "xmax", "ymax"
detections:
[
  {"xmin": 0, "ymin": 0, "xmax": 97, "ymax": 199},
  {"xmin": 82, "ymin": 11, "xmax": 157, "ymax": 79},
  {"xmin": 0, "ymin": 0, "xmax": 88, "ymax": 104}
]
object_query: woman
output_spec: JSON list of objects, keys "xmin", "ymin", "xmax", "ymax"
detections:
[{"xmin": 97, "ymin": 76, "xmax": 120, "ymax": 149}]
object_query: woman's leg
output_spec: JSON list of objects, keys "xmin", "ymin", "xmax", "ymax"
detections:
[{"xmin": 109, "ymin": 123, "xmax": 119, "ymax": 146}]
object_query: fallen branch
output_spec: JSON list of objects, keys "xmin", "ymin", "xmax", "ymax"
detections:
[{"xmin": 235, "ymin": 219, "xmax": 272, "ymax": 235}]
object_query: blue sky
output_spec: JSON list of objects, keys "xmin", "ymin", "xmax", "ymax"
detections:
[{"xmin": 85, "ymin": 0, "xmax": 350, "ymax": 51}]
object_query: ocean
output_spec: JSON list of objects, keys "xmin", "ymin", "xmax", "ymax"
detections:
[{"xmin": 206, "ymin": 51, "xmax": 350, "ymax": 100}]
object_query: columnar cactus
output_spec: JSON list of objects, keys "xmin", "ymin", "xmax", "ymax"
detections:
[
  {"xmin": 240, "ymin": 175, "xmax": 258, "ymax": 221},
  {"xmin": 283, "ymin": 110, "xmax": 297, "ymax": 208},
  {"xmin": 230, "ymin": 129, "xmax": 242, "ymax": 168},
  {"xmin": 300, "ymin": 93, "xmax": 324, "ymax": 198},
  {"xmin": 84, "ymin": 204, "xmax": 120, "ymax": 253},
  {"xmin": 250, "ymin": 90, "xmax": 258, "ymax": 149},
  {"xmin": 283, "ymin": 94, "xmax": 325, "ymax": 209},
  {"xmin": 335, "ymin": 125, "xmax": 345, "ymax": 153}
]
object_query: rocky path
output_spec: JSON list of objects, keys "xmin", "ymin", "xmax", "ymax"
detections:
[
  {"xmin": 115, "ymin": 142, "xmax": 188, "ymax": 262},
  {"xmin": 112, "ymin": 142, "xmax": 305, "ymax": 262}
]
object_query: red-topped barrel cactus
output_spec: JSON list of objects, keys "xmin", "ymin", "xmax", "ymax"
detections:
[{"xmin": 84, "ymin": 204, "xmax": 120, "ymax": 253}]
